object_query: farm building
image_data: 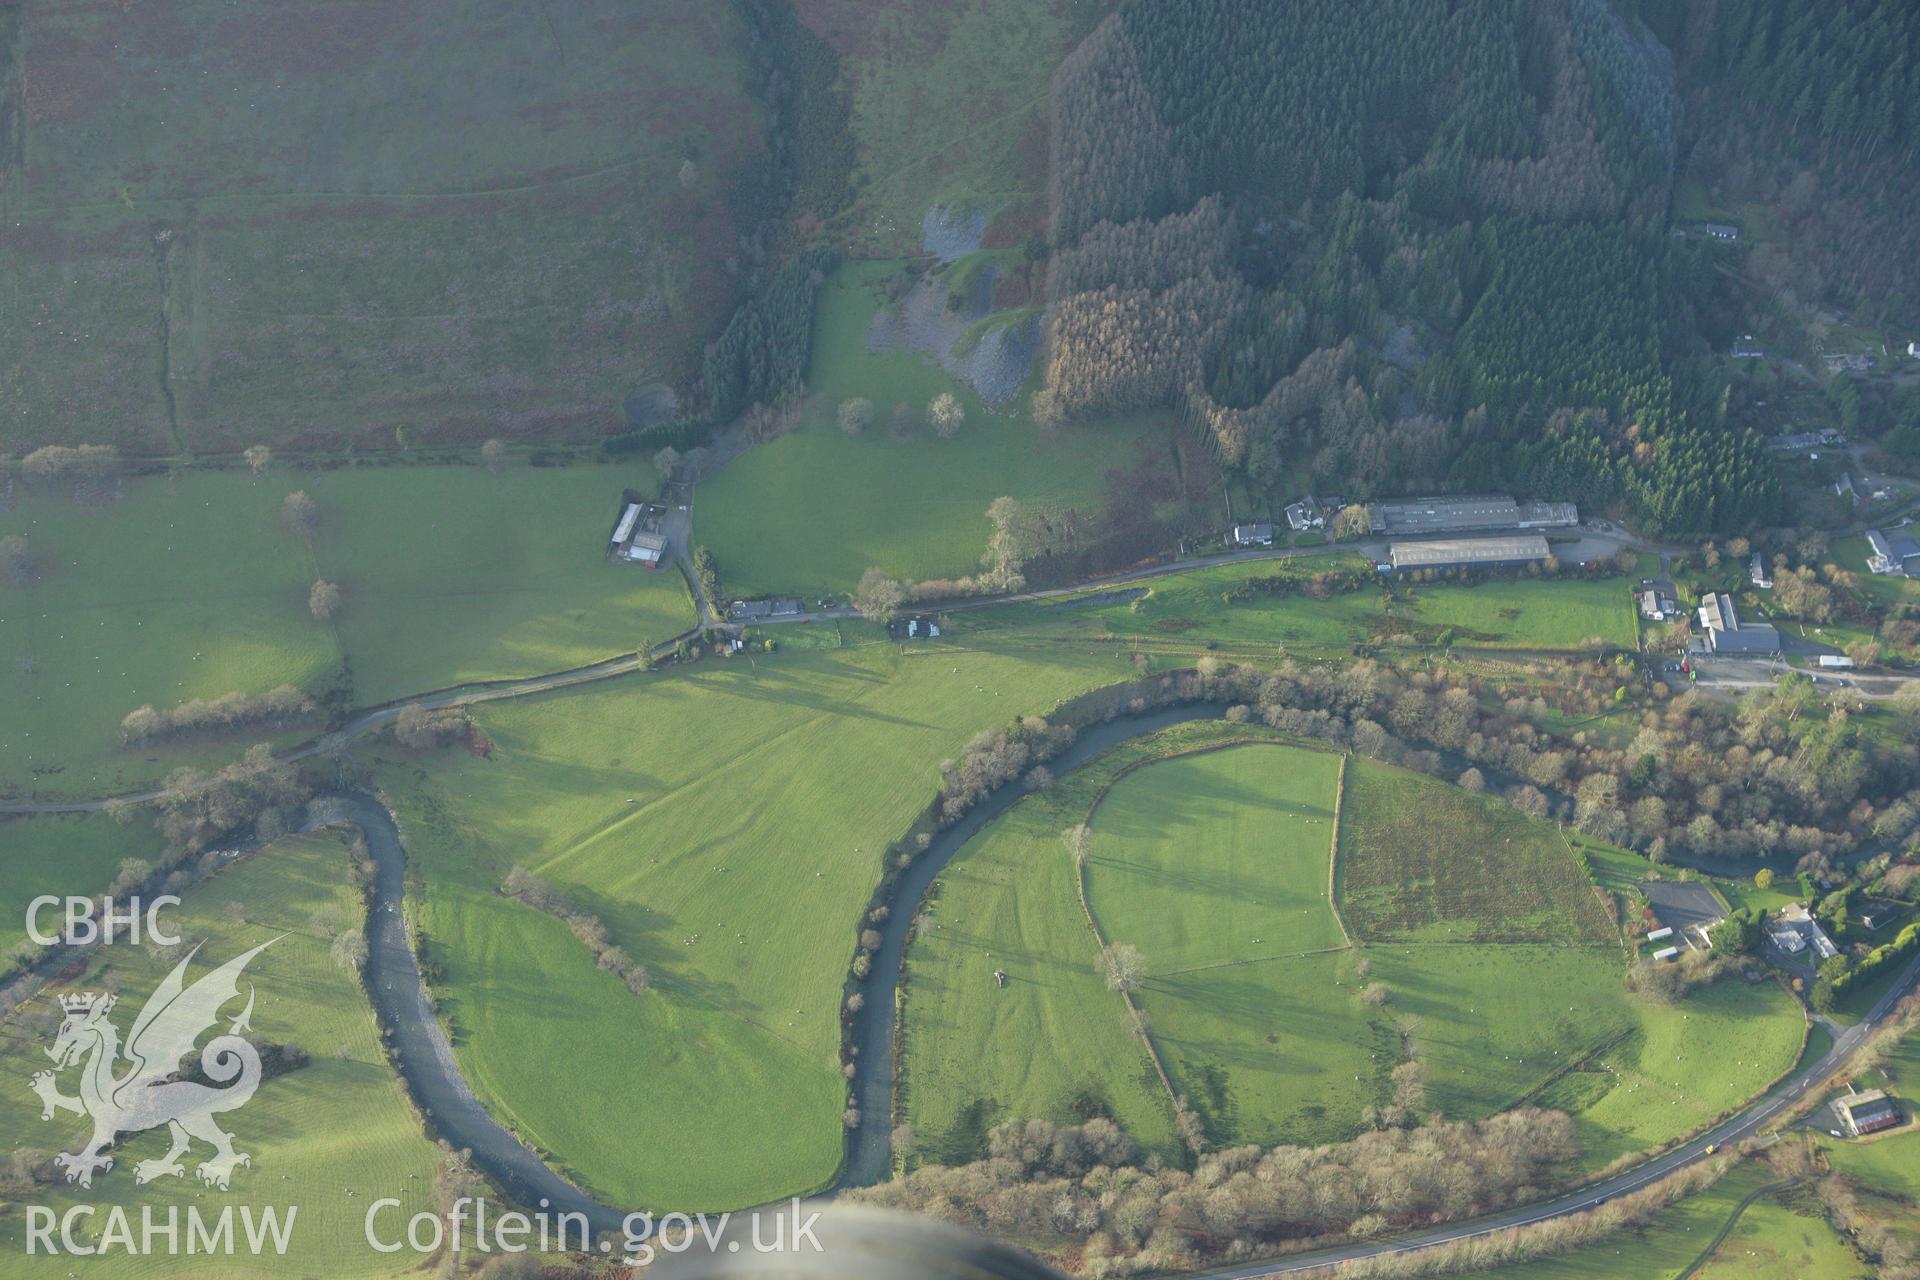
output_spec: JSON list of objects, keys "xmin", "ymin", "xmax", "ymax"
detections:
[
  {"xmin": 1651, "ymin": 946, "xmax": 1679, "ymax": 961},
  {"xmin": 1837, "ymin": 1089, "xmax": 1901, "ymax": 1138},
  {"xmin": 1646, "ymin": 927, "xmax": 1673, "ymax": 943},
  {"xmin": 1230, "ymin": 522, "xmax": 1276, "ymax": 548},
  {"xmin": 1703, "ymin": 223, "xmax": 1740, "ymax": 240},
  {"xmin": 1764, "ymin": 430, "xmax": 1844, "ymax": 453},
  {"xmin": 611, "ymin": 502, "xmax": 642, "ymax": 545},
  {"xmin": 619, "ymin": 531, "xmax": 667, "ymax": 566},
  {"xmin": 1387, "ymin": 533, "xmax": 1549, "ymax": 572},
  {"xmin": 1866, "ymin": 528, "xmax": 1920, "ymax": 578},
  {"xmin": 1366, "ymin": 495, "xmax": 1576, "ymax": 537},
  {"xmin": 1910, "ymin": 340, "xmax": 1920, "ymax": 359},
  {"xmin": 1855, "ymin": 900, "xmax": 1909, "ymax": 932},
  {"xmin": 1750, "ymin": 554, "xmax": 1772, "ymax": 589},
  {"xmin": 731, "ymin": 598, "xmax": 804, "ymax": 621},
  {"xmin": 1695, "ymin": 593, "xmax": 1780, "ymax": 656},
  {"xmin": 1836, "ymin": 473, "xmax": 1858, "ymax": 502},
  {"xmin": 1730, "ymin": 336, "xmax": 1764, "ymax": 359}
]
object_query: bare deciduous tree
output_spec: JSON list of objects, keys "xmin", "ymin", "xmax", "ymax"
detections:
[
  {"xmin": 1099, "ymin": 942, "xmax": 1145, "ymax": 992},
  {"xmin": 838, "ymin": 397, "xmax": 874, "ymax": 437},
  {"xmin": 308, "ymin": 579, "xmax": 343, "ymax": 621},
  {"xmin": 480, "ymin": 439, "xmax": 509, "ymax": 475},
  {"xmin": 854, "ymin": 567, "xmax": 906, "ymax": 620},
  {"xmin": 0, "ymin": 534, "xmax": 34, "ymax": 588},
  {"xmin": 928, "ymin": 392, "xmax": 965, "ymax": 439},
  {"xmin": 243, "ymin": 444, "xmax": 272, "ymax": 478},
  {"xmin": 282, "ymin": 490, "xmax": 320, "ymax": 542}
]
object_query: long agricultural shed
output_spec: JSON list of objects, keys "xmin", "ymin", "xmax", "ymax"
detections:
[{"xmin": 1388, "ymin": 533, "xmax": 1550, "ymax": 571}]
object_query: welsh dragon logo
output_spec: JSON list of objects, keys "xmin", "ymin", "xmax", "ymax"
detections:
[{"xmin": 29, "ymin": 939, "xmax": 275, "ymax": 1190}]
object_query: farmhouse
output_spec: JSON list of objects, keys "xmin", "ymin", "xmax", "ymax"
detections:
[
  {"xmin": 1366, "ymin": 494, "xmax": 1576, "ymax": 537},
  {"xmin": 1695, "ymin": 593, "xmax": 1780, "ymax": 656},
  {"xmin": 1910, "ymin": 340, "xmax": 1920, "ymax": 359},
  {"xmin": 1638, "ymin": 588, "xmax": 1677, "ymax": 621},
  {"xmin": 1866, "ymin": 528, "xmax": 1920, "ymax": 578},
  {"xmin": 1230, "ymin": 522, "xmax": 1276, "ymax": 548},
  {"xmin": 1284, "ymin": 499, "xmax": 1324, "ymax": 532},
  {"xmin": 1773, "ymin": 903, "xmax": 1840, "ymax": 961},
  {"xmin": 1388, "ymin": 533, "xmax": 1550, "ymax": 572},
  {"xmin": 1836, "ymin": 1089, "xmax": 1901, "ymax": 1138},
  {"xmin": 1835, "ymin": 473, "xmax": 1858, "ymax": 503}
]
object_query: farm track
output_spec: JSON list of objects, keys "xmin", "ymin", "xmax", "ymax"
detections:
[{"xmin": 1670, "ymin": 1176, "xmax": 1803, "ymax": 1280}]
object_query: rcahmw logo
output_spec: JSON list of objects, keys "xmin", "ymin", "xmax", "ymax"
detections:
[{"xmin": 23, "ymin": 938, "xmax": 300, "ymax": 1257}]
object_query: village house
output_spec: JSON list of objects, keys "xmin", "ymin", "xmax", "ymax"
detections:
[{"xmin": 1866, "ymin": 528, "xmax": 1920, "ymax": 578}]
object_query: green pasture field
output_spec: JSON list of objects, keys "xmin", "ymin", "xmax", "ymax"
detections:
[
  {"xmin": 1088, "ymin": 744, "xmax": 1348, "ymax": 968},
  {"xmin": 365, "ymin": 636, "xmax": 1144, "ymax": 1209},
  {"xmin": 1690, "ymin": 1181, "xmax": 1872, "ymax": 1279},
  {"xmin": 695, "ymin": 260, "xmax": 1180, "ymax": 598},
  {"xmin": 1477, "ymin": 1160, "xmax": 1866, "ymax": 1279},
  {"xmin": 0, "ymin": 811, "xmax": 163, "ymax": 957},
  {"xmin": 904, "ymin": 729, "xmax": 1803, "ymax": 1172},
  {"xmin": 814, "ymin": 0, "xmax": 1103, "ymax": 254},
  {"xmin": 979, "ymin": 555, "xmax": 1640, "ymax": 658},
  {"xmin": 0, "ymin": 463, "xmax": 688, "ymax": 799},
  {"xmin": 902, "ymin": 721, "xmax": 1346, "ymax": 1160},
  {"xmin": 0, "ymin": 831, "xmax": 441, "ymax": 1277},
  {"xmin": 1085, "ymin": 743, "xmax": 1369, "ymax": 1147},
  {"xmin": 898, "ymin": 748, "xmax": 1200, "ymax": 1165},
  {"xmin": 297, "ymin": 463, "xmax": 687, "ymax": 703},
  {"xmin": 1, "ymin": 1, "xmax": 764, "ymax": 454},
  {"xmin": 0, "ymin": 472, "xmax": 341, "ymax": 799},
  {"xmin": 1524, "ymin": 973, "xmax": 1804, "ymax": 1167},
  {"xmin": 1336, "ymin": 759, "xmax": 1616, "ymax": 944},
  {"xmin": 1827, "ymin": 1127, "xmax": 1920, "ymax": 1200}
]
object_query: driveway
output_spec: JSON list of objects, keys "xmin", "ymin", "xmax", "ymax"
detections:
[{"xmin": 1641, "ymin": 879, "xmax": 1726, "ymax": 941}]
